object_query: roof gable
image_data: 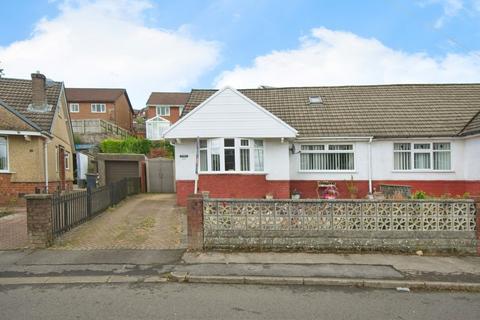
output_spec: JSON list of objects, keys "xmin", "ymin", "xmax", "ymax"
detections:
[
  {"xmin": 0, "ymin": 77, "xmax": 62, "ymax": 132},
  {"xmin": 184, "ymin": 84, "xmax": 480, "ymax": 138},
  {"xmin": 164, "ymin": 87, "xmax": 297, "ymax": 139}
]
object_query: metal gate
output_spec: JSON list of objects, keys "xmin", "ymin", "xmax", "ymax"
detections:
[{"xmin": 147, "ymin": 157, "xmax": 175, "ymax": 193}]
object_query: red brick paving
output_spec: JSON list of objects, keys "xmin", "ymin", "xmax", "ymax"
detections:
[{"xmin": 0, "ymin": 207, "xmax": 28, "ymax": 249}]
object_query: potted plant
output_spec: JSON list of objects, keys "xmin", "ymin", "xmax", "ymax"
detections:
[
  {"xmin": 323, "ymin": 185, "xmax": 339, "ymax": 199},
  {"xmin": 291, "ymin": 189, "xmax": 301, "ymax": 200},
  {"xmin": 346, "ymin": 175, "xmax": 358, "ymax": 199}
]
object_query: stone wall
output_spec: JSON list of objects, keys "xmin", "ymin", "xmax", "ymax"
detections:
[{"xmin": 202, "ymin": 199, "xmax": 478, "ymax": 254}]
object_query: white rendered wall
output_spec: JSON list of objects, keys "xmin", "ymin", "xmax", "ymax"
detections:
[{"xmin": 463, "ymin": 135, "xmax": 480, "ymax": 181}]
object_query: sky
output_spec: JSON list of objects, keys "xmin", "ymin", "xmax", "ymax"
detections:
[{"xmin": 1, "ymin": 0, "xmax": 480, "ymax": 108}]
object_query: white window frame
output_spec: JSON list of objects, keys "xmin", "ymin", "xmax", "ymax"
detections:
[
  {"xmin": 198, "ymin": 138, "xmax": 265, "ymax": 174},
  {"xmin": 69, "ymin": 103, "xmax": 80, "ymax": 113},
  {"xmin": 91, "ymin": 103, "xmax": 106, "ymax": 113},
  {"xmin": 393, "ymin": 142, "xmax": 452, "ymax": 172},
  {"xmin": 299, "ymin": 143, "xmax": 355, "ymax": 172},
  {"xmin": 156, "ymin": 106, "xmax": 170, "ymax": 116},
  {"xmin": 55, "ymin": 146, "xmax": 59, "ymax": 173},
  {"xmin": 65, "ymin": 151, "xmax": 70, "ymax": 170},
  {"xmin": 0, "ymin": 136, "xmax": 9, "ymax": 172}
]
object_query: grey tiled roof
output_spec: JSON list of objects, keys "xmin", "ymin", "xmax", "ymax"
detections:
[
  {"xmin": 184, "ymin": 84, "xmax": 480, "ymax": 138},
  {"xmin": 65, "ymin": 88, "xmax": 124, "ymax": 102},
  {"xmin": 0, "ymin": 77, "xmax": 62, "ymax": 132},
  {"xmin": 147, "ymin": 92, "xmax": 190, "ymax": 105}
]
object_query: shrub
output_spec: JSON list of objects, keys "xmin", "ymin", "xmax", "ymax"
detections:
[
  {"xmin": 412, "ymin": 190, "xmax": 427, "ymax": 199},
  {"xmin": 99, "ymin": 137, "xmax": 152, "ymax": 155}
]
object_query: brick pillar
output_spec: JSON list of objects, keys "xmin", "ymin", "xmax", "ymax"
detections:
[
  {"xmin": 25, "ymin": 194, "xmax": 53, "ymax": 248},
  {"xmin": 187, "ymin": 193, "xmax": 204, "ymax": 250}
]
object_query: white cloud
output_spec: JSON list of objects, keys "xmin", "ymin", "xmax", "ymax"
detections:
[
  {"xmin": 214, "ymin": 27, "xmax": 480, "ymax": 88},
  {"xmin": 432, "ymin": 0, "xmax": 464, "ymax": 28},
  {"xmin": 0, "ymin": 0, "xmax": 220, "ymax": 107}
]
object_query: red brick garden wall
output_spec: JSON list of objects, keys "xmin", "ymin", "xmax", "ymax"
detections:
[
  {"xmin": 176, "ymin": 175, "xmax": 290, "ymax": 206},
  {"xmin": 176, "ymin": 177, "xmax": 480, "ymax": 206},
  {"xmin": 0, "ymin": 174, "xmax": 73, "ymax": 205},
  {"xmin": 290, "ymin": 180, "xmax": 480, "ymax": 199}
]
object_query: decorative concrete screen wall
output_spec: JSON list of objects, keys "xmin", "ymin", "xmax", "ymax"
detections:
[{"xmin": 203, "ymin": 199, "xmax": 478, "ymax": 254}]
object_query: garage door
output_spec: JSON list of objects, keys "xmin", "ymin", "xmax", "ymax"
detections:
[{"xmin": 105, "ymin": 160, "xmax": 139, "ymax": 185}]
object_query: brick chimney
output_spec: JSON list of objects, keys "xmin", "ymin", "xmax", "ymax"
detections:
[{"xmin": 29, "ymin": 72, "xmax": 50, "ymax": 112}]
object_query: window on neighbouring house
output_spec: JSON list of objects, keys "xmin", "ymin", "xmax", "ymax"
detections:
[
  {"xmin": 65, "ymin": 152, "xmax": 70, "ymax": 170},
  {"xmin": 198, "ymin": 138, "xmax": 265, "ymax": 173},
  {"xmin": 69, "ymin": 103, "xmax": 79, "ymax": 113},
  {"xmin": 393, "ymin": 142, "xmax": 451, "ymax": 171},
  {"xmin": 55, "ymin": 146, "xmax": 59, "ymax": 172},
  {"xmin": 0, "ymin": 136, "xmax": 8, "ymax": 171},
  {"xmin": 300, "ymin": 144, "xmax": 354, "ymax": 171},
  {"xmin": 91, "ymin": 103, "xmax": 106, "ymax": 113},
  {"xmin": 156, "ymin": 106, "xmax": 170, "ymax": 116}
]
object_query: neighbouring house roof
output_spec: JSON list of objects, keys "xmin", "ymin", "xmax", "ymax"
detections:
[
  {"xmin": 0, "ymin": 77, "xmax": 62, "ymax": 132},
  {"xmin": 146, "ymin": 92, "xmax": 189, "ymax": 105},
  {"xmin": 184, "ymin": 84, "xmax": 480, "ymax": 138},
  {"xmin": 65, "ymin": 88, "xmax": 124, "ymax": 102},
  {"xmin": 65, "ymin": 87, "xmax": 134, "ymax": 115}
]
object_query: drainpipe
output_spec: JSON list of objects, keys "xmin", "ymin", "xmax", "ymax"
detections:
[
  {"xmin": 43, "ymin": 137, "xmax": 50, "ymax": 193},
  {"xmin": 194, "ymin": 137, "xmax": 199, "ymax": 194},
  {"xmin": 368, "ymin": 137, "xmax": 373, "ymax": 194}
]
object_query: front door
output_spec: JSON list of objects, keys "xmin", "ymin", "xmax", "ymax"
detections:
[{"xmin": 58, "ymin": 147, "xmax": 66, "ymax": 191}]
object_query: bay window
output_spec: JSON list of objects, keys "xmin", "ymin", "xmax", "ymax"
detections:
[
  {"xmin": 300, "ymin": 144, "xmax": 354, "ymax": 171},
  {"xmin": 0, "ymin": 136, "xmax": 8, "ymax": 172},
  {"xmin": 393, "ymin": 142, "xmax": 451, "ymax": 171},
  {"xmin": 198, "ymin": 138, "xmax": 265, "ymax": 172}
]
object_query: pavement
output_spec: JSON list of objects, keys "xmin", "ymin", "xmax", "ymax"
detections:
[{"xmin": 1, "ymin": 249, "xmax": 480, "ymax": 291}]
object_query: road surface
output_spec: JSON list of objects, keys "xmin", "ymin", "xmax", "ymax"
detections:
[{"xmin": 1, "ymin": 283, "xmax": 479, "ymax": 319}]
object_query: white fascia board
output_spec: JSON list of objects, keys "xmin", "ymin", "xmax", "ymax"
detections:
[
  {"xmin": 0, "ymin": 130, "xmax": 45, "ymax": 136},
  {"xmin": 295, "ymin": 136, "xmax": 374, "ymax": 142},
  {"xmin": 163, "ymin": 86, "xmax": 298, "ymax": 139}
]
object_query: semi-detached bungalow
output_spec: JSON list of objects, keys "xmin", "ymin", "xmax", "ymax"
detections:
[{"xmin": 163, "ymin": 85, "xmax": 480, "ymax": 206}]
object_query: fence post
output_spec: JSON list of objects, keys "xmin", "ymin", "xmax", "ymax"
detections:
[
  {"xmin": 86, "ymin": 187, "xmax": 92, "ymax": 217},
  {"xmin": 187, "ymin": 193, "xmax": 204, "ymax": 250},
  {"xmin": 25, "ymin": 194, "xmax": 53, "ymax": 248},
  {"xmin": 110, "ymin": 183, "xmax": 115, "ymax": 205}
]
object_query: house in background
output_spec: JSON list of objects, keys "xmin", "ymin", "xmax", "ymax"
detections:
[
  {"xmin": 0, "ymin": 73, "xmax": 75, "ymax": 204},
  {"xmin": 66, "ymin": 88, "xmax": 134, "ymax": 132},
  {"xmin": 164, "ymin": 86, "xmax": 480, "ymax": 206},
  {"xmin": 143, "ymin": 92, "xmax": 189, "ymax": 140}
]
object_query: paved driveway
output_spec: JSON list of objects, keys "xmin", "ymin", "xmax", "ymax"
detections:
[
  {"xmin": 53, "ymin": 194, "xmax": 186, "ymax": 250},
  {"xmin": 0, "ymin": 208, "xmax": 28, "ymax": 250}
]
